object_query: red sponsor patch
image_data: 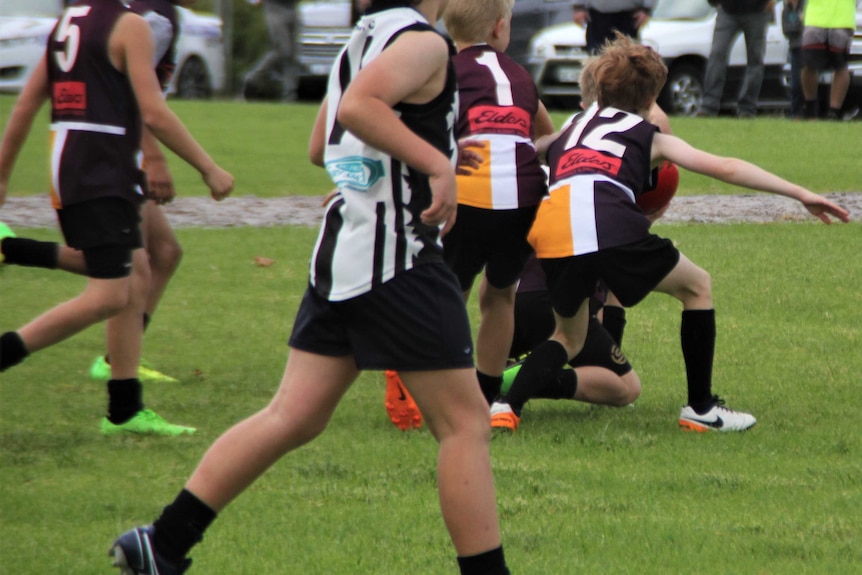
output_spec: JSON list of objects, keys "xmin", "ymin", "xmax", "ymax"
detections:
[
  {"xmin": 467, "ymin": 105, "xmax": 531, "ymax": 137},
  {"xmin": 555, "ymin": 148, "xmax": 621, "ymax": 179},
  {"xmin": 53, "ymin": 81, "xmax": 86, "ymax": 112}
]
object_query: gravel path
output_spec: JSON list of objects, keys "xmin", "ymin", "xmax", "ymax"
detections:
[{"xmin": 2, "ymin": 192, "xmax": 859, "ymax": 229}]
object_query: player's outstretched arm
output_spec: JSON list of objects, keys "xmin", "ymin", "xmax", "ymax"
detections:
[
  {"xmin": 0, "ymin": 56, "xmax": 50, "ymax": 207},
  {"xmin": 652, "ymin": 133, "xmax": 851, "ymax": 224},
  {"xmin": 111, "ymin": 13, "xmax": 233, "ymax": 201}
]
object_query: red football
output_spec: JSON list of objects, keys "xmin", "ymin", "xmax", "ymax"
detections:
[{"xmin": 637, "ymin": 161, "xmax": 679, "ymax": 215}]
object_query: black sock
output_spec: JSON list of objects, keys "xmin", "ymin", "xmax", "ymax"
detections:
[
  {"xmin": 106, "ymin": 379, "xmax": 143, "ymax": 424},
  {"xmin": 457, "ymin": 545, "xmax": 509, "ymax": 575},
  {"xmin": 601, "ymin": 305, "xmax": 627, "ymax": 346},
  {"xmin": 0, "ymin": 331, "xmax": 29, "ymax": 371},
  {"xmin": 476, "ymin": 370, "xmax": 502, "ymax": 405},
  {"xmin": 803, "ymin": 100, "xmax": 817, "ymax": 118},
  {"xmin": 1, "ymin": 238, "xmax": 59, "ymax": 268},
  {"xmin": 529, "ymin": 369, "xmax": 578, "ymax": 402},
  {"xmin": 680, "ymin": 309, "xmax": 716, "ymax": 412},
  {"xmin": 153, "ymin": 489, "xmax": 218, "ymax": 563},
  {"xmin": 504, "ymin": 340, "xmax": 570, "ymax": 414}
]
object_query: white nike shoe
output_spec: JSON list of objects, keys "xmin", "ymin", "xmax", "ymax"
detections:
[{"xmin": 679, "ymin": 398, "xmax": 756, "ymax": 432}]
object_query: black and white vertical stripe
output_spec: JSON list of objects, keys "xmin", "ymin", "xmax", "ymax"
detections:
[{"xmin": 309, "ymin": 7, "xmax": 458, "ymax": 301}]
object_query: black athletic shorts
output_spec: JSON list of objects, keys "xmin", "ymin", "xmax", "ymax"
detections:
[
  {"xmin": 569, "ymin": 316, "xmax": 632, "ymax": 377},
  {"xmin": 289, "ymin": 262, "xmax": 475, "ymax": 371},
  {"xmin": 443, "ymin": 205, "xmax": 537, "ymax": 291},
  {"xmin": 510, "ymin": 293, "xmax": 631, "ymax": 377},
  {"xmin": 542, "ymin": 234, "xmax": 680, "ymax": 316},
  {"xmin": 56, "ymin": 197, "xmax": 143, "ymax": 279}
]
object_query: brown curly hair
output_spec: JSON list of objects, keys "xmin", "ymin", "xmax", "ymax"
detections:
[{"xmin": 593, "ymin": 33, "xmax": 667, "ymax": 114}]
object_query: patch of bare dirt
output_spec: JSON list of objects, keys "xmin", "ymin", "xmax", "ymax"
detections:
[{"xmin": 1, "ymin": 192, "xmax": 859, "ymax": 229}]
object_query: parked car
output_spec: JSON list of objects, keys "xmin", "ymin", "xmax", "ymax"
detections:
[
  {"xmin": 297, "ymin": 0, "xmax": 353, "ymax": 85},
  {"xmin": 297, "ymin": 0, "xmax": 574, "ymax": 94},
  {"xmin": 0, "ymin": 0, "xmax": 225, "ymax": 98},
  {"xmin": 527, "ymin": 0, "xmax": 791, "ymax": 115}
]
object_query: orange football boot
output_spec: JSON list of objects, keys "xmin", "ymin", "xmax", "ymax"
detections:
[
  {"xmin": 490, "ymin": 402, "xmax": 520, "ymax": 432},
  {"xmin": 385, "ymin": 370, "xmax": 423, "ymax": 430}
]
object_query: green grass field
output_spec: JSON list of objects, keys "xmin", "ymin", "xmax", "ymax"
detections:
[{"xmin": 1, "ymin": 96, "xmax": 861, "ymax": 573}]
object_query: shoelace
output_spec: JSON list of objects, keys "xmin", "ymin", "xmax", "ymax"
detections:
[{"xmin": 712, "ymin": 396, "xmax": 743, "ymax": 414}]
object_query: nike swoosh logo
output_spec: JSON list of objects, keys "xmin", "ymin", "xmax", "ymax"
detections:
[
  {"xmin": 397, "ymin": 383, "xmax": 407, "ymax": 401},
  {"xmin": 686, "ymin": 415, "xmax": 724, "ymax": 429}
]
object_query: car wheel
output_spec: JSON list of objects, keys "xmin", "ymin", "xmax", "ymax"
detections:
[
  {"xmin": 659, "ymin": 64, "xmax": 704, "ymax": 116},
  {"xmin": 176, "ymin": 57, "xmax": 212, "ymax": 99}
]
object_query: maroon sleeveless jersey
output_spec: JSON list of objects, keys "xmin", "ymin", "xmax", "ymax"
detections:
[
  {"xmin": 46, "ymin": 0, "xmax": 144, "ymax": 209},
  {"xmin": 530, "ymin": 105, "xmax": 658, "ymax": 257},
  {"xmin": 453, "ymin": 44, "xmax": 546, "ymax": 209}
]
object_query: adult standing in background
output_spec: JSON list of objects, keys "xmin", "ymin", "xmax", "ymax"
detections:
[
  {"xmin": 800, "ymin": 0, "xmax": 856, "ymax": 119},
  {"xmin": 782, "ymin": 0, "xmax": 806, "ymax": 119},
  {"xmin": 243, "ymin": 0, "xmax": 301, "ymax": 101},
  {"xmin": 696, "ymin": 0, "xmax": 775, "ymax": 118},
  {"xmin": 572, "ymin": 0, "xmax": 653, "ymax": 54}
]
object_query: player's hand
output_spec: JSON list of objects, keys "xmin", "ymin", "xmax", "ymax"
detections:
[
  {"xmin": 143, "ymin": 157, "xmax": 176, "ymax": 205},
  {"xmin": 422, "ymin": 168, "xmax": 458, "ymax": 236},
  {"xmin": 203, "ymin": 166, "xmax": 234, "ymax": 202},
  {"xmin": 800, "ymin": 192, "xmax": 850, "ymax": 224},
  {"xmin": 456, "ymin": 139, "xmax": 485, "ymax": 175},
  {"xmin": 0, "ymin": 181, "xmax": 7, "ymax": 208}
]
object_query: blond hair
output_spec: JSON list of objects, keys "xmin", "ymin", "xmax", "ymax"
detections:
[
  {"xmin": 443, "ymin": 0, "xmax": 514, "ymax": 45},
  {"xmin": 579, "ymin": 56, "xmax": 600, "ymax": 107},
  {"xmin": 592, "ymin": 33, "xmax": 667, "ymax": 113}
]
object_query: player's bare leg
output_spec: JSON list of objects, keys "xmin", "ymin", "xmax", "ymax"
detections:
[
  {"xmin": 16, "ymin": 275, "xmax": 135, "ymax": 353},
  {"xmin": 473, "ymin": 279, "xmax": 517, "ymax": 402},
  {"xmin": 141, "ymin": 201, "xmax": 182, "ymax": 319},
  {"xmin": 573, "ymin": 365, "xmax": 641, "ymax": 407},
  {"xmin": 653, "ymin": 253, "xmax": 712, "ymax": 310},
  {"xmin": 185, "ymin": 350, "xmax": 359, "ymax": 509},
  {"xmin": 401, "ymin": 368, "xmax": 502, "ymax": 557},
  {"xmin": 655, "ymin": 253, "xmax": 755, "ymax": 431},
  {"xmin": 105, "ymin": 248, "xmax": 150, "ymax": 380}
]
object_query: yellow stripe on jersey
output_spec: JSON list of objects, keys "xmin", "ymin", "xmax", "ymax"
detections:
[
  {"xmin": 457, "ymin": 138, "xmax": 493, "ymax": 208},
  {"xmin": 456, "ymin": 134, "xmax": 532, "ymax": 210},
  {"xmin": 529, "ymin": 176, "xmax": 606, "ymax": 258},
  {"xmin": 49, "ymin": 129, "xmax": 62, "ymax": 209},
  {"xmin": 529, "ymin": 183, "xmax": 574, "ymax": 258}
]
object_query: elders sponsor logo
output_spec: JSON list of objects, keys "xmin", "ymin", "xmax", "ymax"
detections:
[
  {"xmin": 53, "ymin": 81, "xmax": 86, "ymax": 112},
  {"xmin": 325, "ymin": 156, "xmax": 384, "ymax": 192},
  {"xmin": 556, "ymin": 148, "xmax": 621, "ymax": 180},
  {"xmin": 467, "ymin": 105, "xmax": 530, "ymax": 137}
]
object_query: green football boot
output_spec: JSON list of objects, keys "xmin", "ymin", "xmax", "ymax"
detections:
[
  {"xmin": 0, "ymin": 221, "xmax": 16, "ymax": 264},
  {"xmin": 90, "ymin": 355, "xmax": 179, "ymax": 383},
  {"xmin": 100, "ymin": 409, "xmax": 196, "ymax": 436}
]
